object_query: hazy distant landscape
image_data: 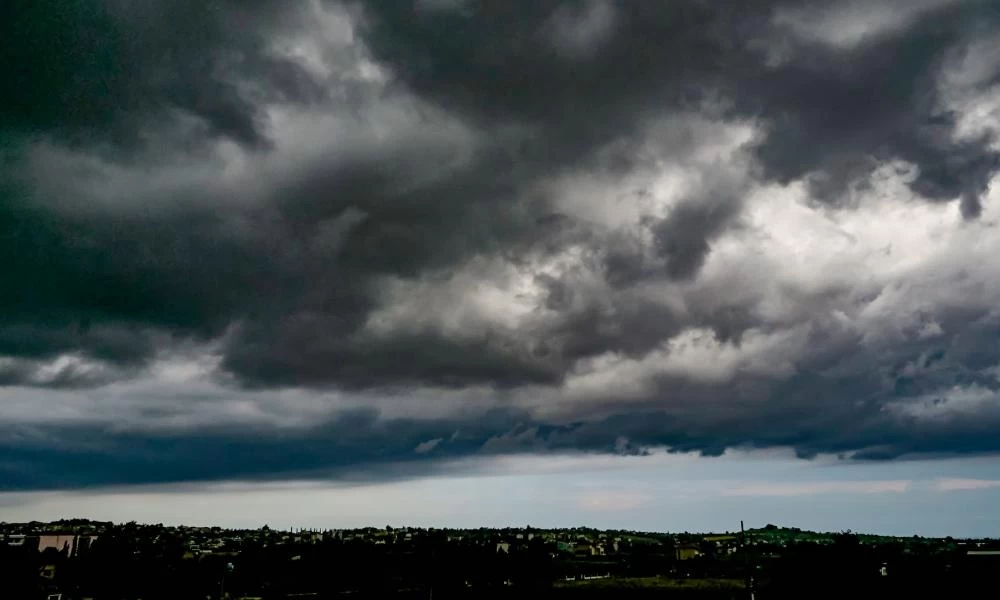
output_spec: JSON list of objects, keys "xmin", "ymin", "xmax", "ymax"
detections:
[{"xmin": 4, "ymin": 519, "xmax": 998, "ymax": 599}]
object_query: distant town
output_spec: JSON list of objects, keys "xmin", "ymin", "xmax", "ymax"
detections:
[{"xmin": 3, "ymin": 519, "xmax": 998, "ymax": 599}]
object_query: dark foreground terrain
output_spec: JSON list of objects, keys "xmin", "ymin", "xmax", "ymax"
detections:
[{"xmin": 2, "ymin": 520, "xmax": 996, "ymax": 599}]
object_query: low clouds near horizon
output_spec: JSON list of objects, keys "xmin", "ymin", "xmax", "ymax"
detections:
[{"xmin": 3, "ymin": 0, "xmax": 1000, "ymax": 492}]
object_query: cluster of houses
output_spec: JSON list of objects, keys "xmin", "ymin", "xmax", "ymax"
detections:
[
  {"xmin": 7, "ymin": 520, "xmax": 998, "ymax": 566},
  {"xmin": 2, "ymin": 531, "xmax": 101, "ymax": 558},
  {"xmin": 2, "ymin": 520, "xmax": 752, "ymax": 562}
]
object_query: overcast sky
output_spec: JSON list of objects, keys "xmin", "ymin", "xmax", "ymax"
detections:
[{"xmin": 3, "ymin": 0, "xmax": 1000, "ymax": 535}]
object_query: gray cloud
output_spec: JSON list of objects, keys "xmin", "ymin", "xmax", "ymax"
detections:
[{"xmin": 1, "ymin": 0, "xmax": 1000, "ymax": 489}]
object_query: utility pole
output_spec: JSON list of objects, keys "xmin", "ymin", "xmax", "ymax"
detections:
[{"xmin": 740, "ymin": 521, "xmax": 755, "ymax": 600}]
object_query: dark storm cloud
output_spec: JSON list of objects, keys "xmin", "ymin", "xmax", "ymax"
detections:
[
  {"xmin": 5, "ymin": 315, "xmax": 1000, "ymax": 490},
  {"xmin": 1, "ymin": 0, "xmax": 325, "ymax": 150},
  {"xmin": 652, "ymin": 177, "xmax": 744, "ymax": 281},
  {"xmin": 0, "ymin": 407, "xmax": 528, "ymax": 491},
  {"xmin": 358, "ymin": 0, "xmax": 1000, "ymax": 214},
  {"xmin": 747, "ymin": 10, "xmax": 1000, "ymax": 217},
  {"xmin": 2, "ymin": 0, "xmax": 1000, "ymax": 489},
  {"xmin": 3, "ymin": 301, "xmax": 1000, "ymax": 490},
  {"xmin": 0, "ymin": 171, "xmax": 281, "ymax": 365},
  {"xmin": 224, "ymin": 319, "xmax": 564, "ymax": 389}
]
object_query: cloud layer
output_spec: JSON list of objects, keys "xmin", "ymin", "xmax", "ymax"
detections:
[{"xmin": 2, "ymin": 0, "xmax": 1000, "ymax": 489}]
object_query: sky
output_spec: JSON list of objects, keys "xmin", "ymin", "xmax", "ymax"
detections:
[{"xmin": 2, "ymin": 0, "xmax": 1000, "ymax": 536}]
